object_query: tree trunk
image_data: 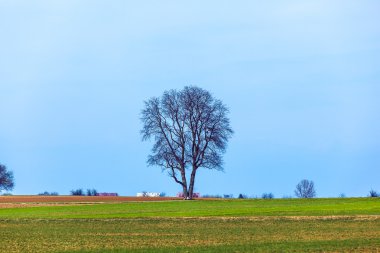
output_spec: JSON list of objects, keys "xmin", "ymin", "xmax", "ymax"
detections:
[
  {"xmin": 188, "ymin": 167, "xmax": 197, "ymax": 200},
  {"xmin": 182, "ymin": 185, "xmax": 188, "ymax": 199},
  {"xmin": 180, "ymin": 167, "xmax": 188, "ymax": 199}
]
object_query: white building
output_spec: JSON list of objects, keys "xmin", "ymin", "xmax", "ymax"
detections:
[{"xmin": 136, "ymin": 192, "xmax": 161, "ymax": 197}]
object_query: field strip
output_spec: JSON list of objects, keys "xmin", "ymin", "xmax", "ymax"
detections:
[
  {"xmin": 0, "ymin": 200, "xmax": 186, "ymax": 208},
  {"xmin": 133, "ymin": 215, "xmax": 380, "ymax": 221},
  {"xmin": 0, "ymin": 196, "xmax": 182, "ymax": 203},
  {"xmin": 0, "ymin": 202, "xmax": 107, "ymax": 208},
  {"xmin": 1, "ymin": 215, "xmax": 380, "ymax": 222}
]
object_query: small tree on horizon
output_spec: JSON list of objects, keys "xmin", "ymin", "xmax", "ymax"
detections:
[
  {"xmin": 295, "ymin": 179, "xmax": 316, "ymax": 198},
  {"xmin": 0, "ymin": 164, "xmax": 14, "ymax": 192}
]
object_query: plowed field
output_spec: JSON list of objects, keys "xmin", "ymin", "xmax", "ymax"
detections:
[{"xmin": 0, "ymin": 195, "xmax": 180, "ymax": 206}]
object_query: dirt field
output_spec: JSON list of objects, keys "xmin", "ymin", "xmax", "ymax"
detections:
[{"xmin": 0, "ymin": 195, "xmax": 181, "ymax": 205}]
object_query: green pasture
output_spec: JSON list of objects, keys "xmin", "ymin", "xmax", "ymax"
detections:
[
  {"xmin": 0, "ymin": 198, "xmax": 379, "ymax": 252},
  {"xmin": 0, "ymin": 198, "xmax": 379, "ymax": 219}
]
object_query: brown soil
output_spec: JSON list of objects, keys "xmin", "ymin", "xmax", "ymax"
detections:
[{"xmin": 0, "ymin": 195, "xmax": 181, "ymax": 204}]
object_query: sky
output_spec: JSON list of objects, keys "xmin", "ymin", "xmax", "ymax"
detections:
[{"xmin": 0, "ymin": 1, "xmax": 379, "ymax": 197}]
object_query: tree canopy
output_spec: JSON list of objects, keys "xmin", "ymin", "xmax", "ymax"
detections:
[
  {"xmin": 0, "ymin": 164, "xmax": 14, "ymax": 192},
  {"xmin": 295, "ymin": 179, "xmax": 316, "ymax": 198}
]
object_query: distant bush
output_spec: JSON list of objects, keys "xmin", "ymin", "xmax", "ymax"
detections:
[
  {"xmin": 2, "ymin": 193, "xmax": 12, "ymax": 196},
  {"xmin": 339, "ymin": 193, "xmax": 346, "ymax": 198},
  {"xmin": 38, "ymin": 191, "xmax": 59, "ymax": 196},
  {"xmin": 159, "ymin": 192, "xmax": 166, "ymax": 197},
  {"xmin": 176, "ymin": 192, "xmax": 200, "ymax": 198},
  {"xmin": 97, "ymin": 192, "xmax": 118, "ymax": 196},
  {"xmin": 369, "ymin": 189, "xmax": 379, "ymax": 198},
  {"xmin": 262, "ymin": 193, "xmax": 274, "ymax": 199},
  {"xmin": 223, "ymin": 194, "xmax": 233, "ymax": 199},
  {"xmin": 86, "ymin": 189, "xmax": 98, "ymax": 196},
  {"xmin": 202, "ymin": 194, "xmax": 222, "ymax": 198},
  {"xmin": 70, "ymin": 189, "xmax": 84, "ymax": 196},
  {"xmin": 282, "ymin": 195, "xmax": 292, "ymax": 199},
  {"xmin": 238, "ymin": 194, "xmax": 247, "ymax": 199}
]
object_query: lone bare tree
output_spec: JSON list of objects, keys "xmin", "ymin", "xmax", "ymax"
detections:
[
  {"xmin": 0, "ymin": 164, "xmax": 14, "ymax": 192},
  {"xmin": 141, "ymin": 86, "xmax": 233, "ymax": 199},
  {"xmin": 295, "ymin": 179, "xmax": 316, "ymax": 198}
]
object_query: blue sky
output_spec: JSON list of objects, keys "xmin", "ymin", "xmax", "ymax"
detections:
[{"xmin": 0, "ymin": 1, "xmax": 379, "ymax": 197}]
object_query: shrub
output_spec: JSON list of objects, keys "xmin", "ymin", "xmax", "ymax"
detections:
[
  {"xmin": 86, "ymin": 189, "xmax": 98, "ymax": 196},
  {"xmin": 369, "ymin": 189, "xmax": 379, "ymax": 197},
  {"xmin": 202, "ymin": 194, "xmax": 222, "ymax": 198},
  {"xmin": 97, "ymin": 192, "xmax": 118, "ymax": 196},
  {"xmin": 177, "ymin": 192, "xmax": 200, "ymax": 198},
  {"xmin": 238, "ymin": 194, "xmax": 247, "ymax": 199},
  {"xmin": 262, "ymin": 193, "xmax": 274, "ymax": 199},
  {"xmin": 70, "ymin": 189, "xmax": 84, "ymax": 196},
  {"xmin": 38, "ymin": 191, "xmax": 59, "ymax": 196}
]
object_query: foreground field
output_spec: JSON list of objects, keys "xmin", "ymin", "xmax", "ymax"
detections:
[{"xmin": 0, "ymin": 197, "xmax": 379, "ymax": 252}]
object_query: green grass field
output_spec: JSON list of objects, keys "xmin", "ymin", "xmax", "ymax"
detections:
[{"xmin": 1, "ymin": 198, "xmax": 380, "ymax": 252}]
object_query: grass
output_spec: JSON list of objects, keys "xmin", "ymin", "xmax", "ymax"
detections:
[
  {"xmin": 0, "ymin": 198, "xmax": 379, "ymax": 252},
  {"xmin": 0, "ymin": 198, "xmax": 379, "ymax": 219}
]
